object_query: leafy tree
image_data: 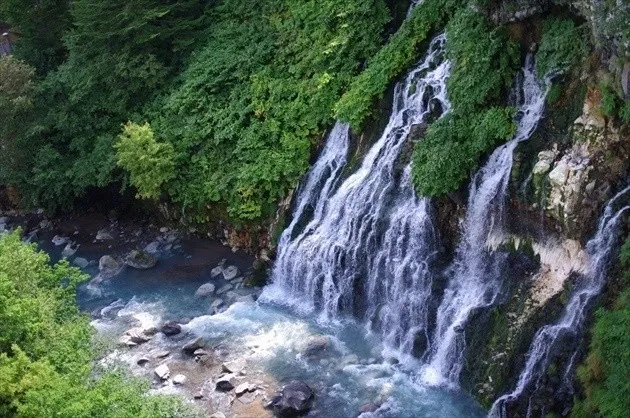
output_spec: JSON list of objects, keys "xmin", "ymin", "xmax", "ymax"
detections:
[
  {"xmin": 115, "ymin": 122, "xmax": 175, "ymax": 199},
  {"xmin": 0, "ymin": 56, "xmax": 36, "ymax": 186},
  {"xmin": 0, "ymin": 0, "xmax": 71, "ymax": 74},
  {"xmin": 15, "ymin": 0, "xmax": 211, "ymax": 210},
  {"xmin": 0, "ymin": 231, "xmax": 198, "ymax": 417}
]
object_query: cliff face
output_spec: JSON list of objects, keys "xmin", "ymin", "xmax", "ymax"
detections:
[
  {"xmin": 461, "ymin": 81, "xmax": 628, "ymax": 410},
  {"xmin": 455, "ymin": 2, "xmax": 629, "ymax": 412}
]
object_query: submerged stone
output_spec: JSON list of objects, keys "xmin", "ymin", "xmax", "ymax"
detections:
[
  {"xmin": 124, "ymin": 249, "xmax": 157, "ymax": 269},
  {"xmin": 195, "ymin": 282, "xmax": 216, "ymax": 297},
  {"xmin": 222, "ymin": 265, "xmax": 240, "ymax": 280}
]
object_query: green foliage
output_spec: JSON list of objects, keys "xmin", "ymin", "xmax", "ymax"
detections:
[
  {"xmin": 115, "ymin": 122, "xmax": 174, "ymax": 199},
  {"xmin": 334, "ymin": 0, "xmax": 463, "ymax": 130},
  {"xmin": 536, "ymin": 18, "xmax": 586, "ymax": 78},
  {"xmin": 8, "ymin": 0, "xmax": 211, "ymax": 210},
  {"xmin": 572, "ymin": 236, "xmax": 630, "ymax": 418},
  {"xmin": 412, "ymin": 107, "xmax": 516, "ymax": 196},
  {"xmin": 590, "ymin": 0, "xmax": 630, "ymax": 59},
  {"xmin": 151, "ymin": 0, "xmax": 390, "ymax": 220},
  {"xmin": 443, "ymin": 8, "xmax": 519, "ymax": 115},
  {"xmin": 0, "ymin": 232, "xmax": 197, "ymax": 417},
  {"xmin": 598, "ymin": 82, "xmax": 629, "ymax": 122},
  {"xmin": 0, "ymin": 0, "xmax": 71, "ymax": 74},
  {"xmin": 411, "ymin": 8, "xmax": 519, "ymax": 197},
  {"xmin": 0, "ymin": 57, "xmax": 36, "ymax": 185}
]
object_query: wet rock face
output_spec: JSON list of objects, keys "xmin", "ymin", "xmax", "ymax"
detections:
[
  {"xmin": 530, "ymin": 89, "xmax": 629, "ymax": 239},
  {"xmin": 269, "ymin": 381, "xmax": 315, "ymax": 417},
  {"xmin": 489, "ymin": 0, "xmax": 550, "ymax": 25}
]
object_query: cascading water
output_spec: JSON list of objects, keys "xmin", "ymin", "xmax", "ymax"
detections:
[
  {"xmin": 276, "ymin": 122, "xmax": 350, "ymax": 250},
  {"xmin": 421, "ymin": 55, "xmax": 549, "ymax": 385},
  {"xmin": 489, "ymin": 185, "xmax": 630, "ymax": 418},
  {"xmin": 265, "ymin": 34, "xmax": 450, "ymax": 359}
]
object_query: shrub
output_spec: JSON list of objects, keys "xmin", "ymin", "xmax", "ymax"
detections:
[
  {"xmin": 443, "ymin": 8, "xmax": 519, "ymax": 115},
  {"xmin": 411, "ymin": 8, "xmax": 519, "ymax": 196},
  {"xmin": 334, "ymin": 0, "xmax": 464, "ymax": 130},
  {"xmin": 115, "ymin": 122, "xmax": 175, "ymax": 200},
  {"xmin": 0, "ymin": 231, "xmax": 198, "ymax": 417},
  {"xmin": 412, "ymin": 107, "xmax": 516, "ymax": 196},
  {"xmin": 151, "ymin": 0, "xmax": 390, "ymax": 220},
  {"xmin": 536, "ymin": 17, "xmax": 586, "ymax": 78}
]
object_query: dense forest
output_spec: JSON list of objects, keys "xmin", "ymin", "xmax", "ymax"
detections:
[
  {"xmin": 2, "ymin": 0, "xmax": 624, "ymax": 222},
  {"xmin": 0, "ymin": 0, "xmax": 628, "ymax": 417}
]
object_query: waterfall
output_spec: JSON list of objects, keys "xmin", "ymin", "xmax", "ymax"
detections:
[
  {"xmin": 276, "ymin": 122, "xmax": 350, "ymax": 251},
  {"xmin": 489, "ymin": 185, "xmax": 630, "ymax": 418},
  {"xmin": 265, "ymin": 34, "xmax": 450, "ymax": 358},
  {"xmin": 421, "ymin": 55, "xmax": 549, "ymax": 385}
]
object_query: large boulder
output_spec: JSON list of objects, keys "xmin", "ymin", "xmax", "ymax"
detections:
[
  {"xmin": 124, "ymin": 250, "xmax": 157, "ymax": 269},
  {"xmin": 269, "ymin": 381, "xmax": 314, "ymax": 417},
  {"xmin": 195, "ymin": 282, "xmax": 216, "ymax": 297}
]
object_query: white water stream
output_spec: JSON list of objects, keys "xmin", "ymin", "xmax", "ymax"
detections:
[{"xmin": 489, "ymin": 185, "xmax": 630, "ymax": 417}]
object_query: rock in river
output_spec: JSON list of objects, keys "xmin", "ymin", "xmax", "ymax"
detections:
[
  {"xmin": 124, "ymin": 249, "xmax": 157, "ymax": 269},
  {"xmin": 161, "ymin": 321, "xmax": 182, "ymax": 336},
  {"xmin": 302, "ymin": 335, "xmax": 330, "ymax": 357},
  {"xmin": 99, "ymin": 255, "xmax": 122, "ymax": 275},
  {"xmin": 269, "ymin": 381, "xmax": 314, "ymax": 417},
  {"xmin": 182, "ymin": 337, "xmax": 205, "ymax": 354},
  {"xmin": 154, "ymin": 364, "xmax": 170, "ymax": 380},
  {"xmin": 73, "ymin": 257, "xmax": 89, "ymax": 269},
  {"xmin": 195, "ymin": 282, "xmax": 216, "ymax": 297},
  {"xmin": 222, "ymin": 265, "xmax": 240, "ymax": 281}
]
